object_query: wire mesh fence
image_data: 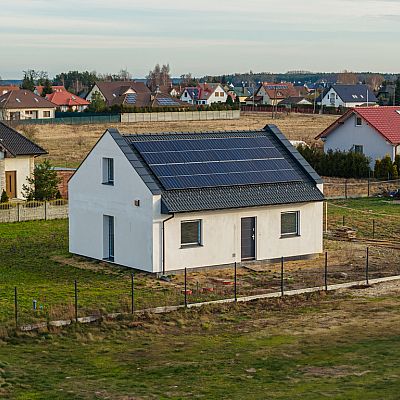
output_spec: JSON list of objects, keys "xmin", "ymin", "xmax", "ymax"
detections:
[{"xmin": 4, "ymin": 242, "xmax": 399, "ymax": 330}]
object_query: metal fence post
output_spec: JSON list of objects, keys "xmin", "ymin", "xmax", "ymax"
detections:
[
  {"xmin": 366, "ymin": 247, "xmax": 369, "ymax": 285},
  {"xmin": 17, "ymin": 203, "xmax": 20, "ymax": 222},
  {"xmin": 342, "ymin": 215, "xmax": 345, "ymax": 226},
  {"xmin": 131, "ymin": 272, "xmax": 134, "ymax": 314},
  {"xmin": 281, "ymin": 257, "xmax": 284, "ymax": 297},
  {"xmin": 74, "ymin": 280, "xmax": 78, "ymax": 322},
  {"xmin": 324, "ymin": 252, "xmax": 328, "ymax": 292},
  {"xmin": 234, "ymin": 262, "xmax": 237, "ymax": 302},
  {"xmin": 14, "ymin": 287, "xmax": 18, "ymax": 329},
  {"xmin": 184, "ymin": 268, "xmax": 188, "ymax": 308}
]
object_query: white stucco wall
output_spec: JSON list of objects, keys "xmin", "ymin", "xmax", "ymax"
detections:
[
  {"xmin": 85, "ymin": 85, "xmax": 105, "ymax": 103},
  {"xmin": 4, "ymin": 156, "xmax": 34, "ymax": 198},
  {"xmin": 157, "ymin": 201, "xmax": 323, "ymax": 272},
  {"xmin": 323, "ymin": 114, "xmax": 395, "ymax": 165},
  {"xmin": 68, "ymin": 131, "xmax": 155, "ymax": 272},
  {"xmin": 1, "ymin": 108, "xmax": 55, "ymax": 120}
]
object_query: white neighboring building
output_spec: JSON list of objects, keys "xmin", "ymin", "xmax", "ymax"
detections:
[
  {"xmin": 320, "ymin": 84, "xmax": 378, "ymax": 108},
  {"xmin": 69, "ymin": 125, "xmax": 324, "ymax": 274},
  {"xmin": 316, "ymin": 106, "xmax": 400, "ymax": 166},
  {"xmin": 0, "ymin": 122, "xmax": 47, "ymax": 199},
  {"xmin": 180, "ymin": 83, "xmax": 228, "ymax": 105}
]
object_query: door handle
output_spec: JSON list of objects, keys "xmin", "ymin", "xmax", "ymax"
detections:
[{"xmin": 252, "ymin": 234, "xmax": 255, "ymax": 240}]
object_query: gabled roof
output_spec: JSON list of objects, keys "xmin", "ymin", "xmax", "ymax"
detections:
[
  {"xmin": 89, "ymin": 81, "xmax": 150, "ymax": 105},
  {"xmin": 279, "ymin": 96, "xmax": 312, "ymax": 106},
  {"xmin": 0, "ymin": 85, "xmax": 19, "ymax": 95},
  {"xmin": 0, "ymin": 90, "xmax": 56, "ymax": 109},
  {"xmin": 111, "ymin": 125, "xmax": 323, "ymax": 213},
  {"xmin": 324, "ymin": 84, "xmax": 378, "ymax": 103},
  {"xmin": 35, "ymin": 85, "xmax": 66, "ymax": 96},
  {"xmin": 258, "ymin": 82, "xmax": 301, "ymax": 99},
  {"xmin": 0, "ymin": 122, "xmax": 47, "ymax": 156},
  {"xmin": 316, "ymin": 106, "xmax": 400, "ymax": 144},
  {"xmin": 46, "ymin": 90, "xmax": 90, "ymax": 107}
]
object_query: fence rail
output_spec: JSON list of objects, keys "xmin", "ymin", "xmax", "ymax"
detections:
[
  {"xmin": 3, "ymin": 243, "xmax": 400, "ymax": 330},
  {"xmin": 0, "ymin": 200, "xmax": 68, "ymax": 223}
]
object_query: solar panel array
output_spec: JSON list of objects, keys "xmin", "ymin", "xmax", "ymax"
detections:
[
  {"xmin": 157, "ymin": 98, "xmax": 180, "ymax": 106},
  {"xmin": 125, "ymin": 93, "xmax": 137, "ymax": 104},
  {"xmin": 132, "ymin": 136, "xmax": 302, "ymax": 190}
]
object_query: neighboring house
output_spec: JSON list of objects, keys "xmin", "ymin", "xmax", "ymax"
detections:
[
  {"xmin": 0, "ymin": 85, "xmax": 19, "ymax": 96},
  {"xmin": 315, "ymin": 106, "xmax": 400, "ymax": 166},
  {"xmin": 85, "ymin": 81, "xmax": 150, "ymax": 106},
  {"xmin": 85, "ymin": 81, "xmax": 185, "ymax": 109},
  {"xmin": 0, "ymin": 122, "xmax": 47, "ymax": 199},
  {"xmin": 229, "ymin": 86, "xmax": 255, "ymax": 104},
  {"xmin": 319, "ymin": 84, "xmax": 378, "ymax": 108},
  {"xmin": 0, "ymin": 90, "xmax": 56, "ymax": 120},
  {"xmin": 34, "ymin": 85, "xmax": 66, "ymax": 96},
  {"xmin": 253, "ymin": 82, "xmax": 302, "ymax": 106},
  {"xmin": 69, "ymin": 125, "xmax": 324, "ymax": 273},
  {"xmin": 180, "ymin": 83, "xmax": 227, "ymax": 105},
  {"xmin": 279, "ymin": 96, "xmax": 313, "ymax": 108},
  {"xmin": 46, "ymin": 90, "xmax": 90, "ymax": 112}
]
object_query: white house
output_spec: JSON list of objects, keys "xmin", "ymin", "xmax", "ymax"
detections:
[
  {"xmin": 319, "ymin": 84, "xmax": 378, "ymax": 108},
  {"xmin": 316, "ymin": 106, "xmax": 400, "ymax": 166},
  {"xmin": 69, "ymin": 125, "xmax": 324, "ymax": 274},
  {"xmin": 180, "ymin": 83, "xmax": 228, "ymax": 105},
  {"xmin": 0, "ymin": 122, "xmax": 47, "ymax": 199}
]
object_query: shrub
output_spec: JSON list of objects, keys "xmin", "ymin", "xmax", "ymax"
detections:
[
  {"xmin": 297, "ymin": 145, "xmax": 371, "ymax": 179},
  {"xmin": 374, "ymin": 155, "xmax": 399, "ymax": 180},
  {"xmin": 0, "ymin": 190, "xmax": 9, "ymax": 203}
]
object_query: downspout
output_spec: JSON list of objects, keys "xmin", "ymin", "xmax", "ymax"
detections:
[{"xmin": 162, "ymin": 213, "xmax": 174, "ymax": 275}]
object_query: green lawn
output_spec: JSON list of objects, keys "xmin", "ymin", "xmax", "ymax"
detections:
[
  {"xmin": 1, "ymin": 291, "xmax": 400, "ymax": 399},
  {"xmin": 327, "ymin": 197, "xmax": 400, "ymax": 239}
]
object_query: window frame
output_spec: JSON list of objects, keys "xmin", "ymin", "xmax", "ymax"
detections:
[
  {"xmin": 354, "ymin": 144, "xmax": 364, "ymax": 154},
  {"xmin": 280, "ymin": 211, "xmax": 300, "ymax": 238},
  {"xmin": 356, "ymin": 116, "xmax": 363, "ymax": 126},
  {"xmin": 180, "ymin": 219, "xmax": 202, "ymax": 248},
  {"xmin": 102, "ymin": 157, "xmax": 114, "ymax": 186}
]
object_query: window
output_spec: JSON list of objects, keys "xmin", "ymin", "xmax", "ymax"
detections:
[
  {"xmin": 103, "ymin": 215, "xmax": 115, "ymax": 261},
  {"xmin": 281, "ymin": 212, "xmax": 299, "ymax": 237},
  {"xmin": 102, "ymin": 158, "xmax": 114, "ymax": 185},
  {"xmin": 181, "ymin": 220, "xmax": 202, "ymax": 246},
  {"xmin": 354, "ymin": 145, "xmax": 364, "ymax": 154},
  {"xmin": 356, "ymin": 116, "xmax": 362, "ymax": 126},
  {"xmin": 43, "ymin": 111, "xmax": 50, "ymax": 118}
]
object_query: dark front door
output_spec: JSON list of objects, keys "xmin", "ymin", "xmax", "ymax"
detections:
[
  {"xmin": 5, "ymin": 171, "xmax": 17, "ymax": 199},
  {"xmin": 241, "ymin": 217, "xmax": 256, "ymax": 261}
]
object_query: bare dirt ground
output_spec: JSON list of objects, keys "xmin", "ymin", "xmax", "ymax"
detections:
[{"xmin": 17, "ymin": 113, "xmax": 337, "ymax": 167}]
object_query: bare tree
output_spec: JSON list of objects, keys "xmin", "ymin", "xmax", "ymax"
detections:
[
  {"xmin": 146, "ymin": 64, "xmax": 171, "ymax": 91},
  {"xmin": 337, "ymin": 70, "xmax": 358, "ymax": 85}
]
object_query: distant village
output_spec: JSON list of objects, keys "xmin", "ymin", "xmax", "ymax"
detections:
[{"xmin": 0, "ymin": 67, "xmax": 399, "ymax": 121}]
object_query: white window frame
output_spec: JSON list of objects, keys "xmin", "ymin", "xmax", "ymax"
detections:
[
  {"xmin": 280, "ymin": 211, "xmax": 300, "ymax": 238},
  {"xmin": 181, "ymin": 220, "xmax": 202, "ymax": 247}
]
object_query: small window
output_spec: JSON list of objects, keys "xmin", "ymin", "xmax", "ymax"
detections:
[
  {"xmin": 102, "ymin": 158, "xmax": 114, "ymax": 185},
  {"xmin": 181, "ymin": 220, "xmax": 202, "ymax": 246},
  {"xmin": 281, "ymin": 212, "xmax": 299, "ymax": 237},
  {"xmin": 354, "ymin": 145, "xmax": 363, "ymax": 154},
  {"xmin": 43, "ymin": 111, "xmax": 50, "ymax": 118},
  {"xmin": 356, "ymin": 117, "xmax": 362, "ymax": 126}
]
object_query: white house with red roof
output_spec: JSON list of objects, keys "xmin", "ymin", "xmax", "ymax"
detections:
[
  {"xmin": 46, "ymin": 89, "xmax": 90, "ymax": 112},
  {"xmin": 316, "ymin": 107, "xmax": 400, "ymax": 166},
  {"xmin": 180, "ymin": 83, "xmax": 227, "ymax": 105}
]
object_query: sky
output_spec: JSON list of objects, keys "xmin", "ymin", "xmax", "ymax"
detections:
[{"xmin": 1, "ymin": 0, "xmax": 400, "ymax": 79}]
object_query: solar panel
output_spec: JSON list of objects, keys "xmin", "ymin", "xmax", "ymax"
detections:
[
  {"xmin": 133, "ymin": 136, "xmax": 302, "ymax": 190},
  {"xmin": 125, "ymin": 93, "xmax": 137, "ymax": 104},
  {"xmin": 157, "ymin": 98, "xmax": 180, "ymax": 106}
]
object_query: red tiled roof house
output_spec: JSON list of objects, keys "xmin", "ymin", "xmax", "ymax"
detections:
[{"xmin": 315, "ymin": 106, "xmax": 400, "ymax": 165}]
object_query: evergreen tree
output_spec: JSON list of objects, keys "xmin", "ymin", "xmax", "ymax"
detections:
[
  {"xmin": 88, "ymin": 91, "xmax": 107, "ymax": 112},
  {"xmin": 21, "ymin": 70, "xmax": 36, "ymax": 91},
  {"xmin": 41, "ymin": 79, "xmax": 53, "ymax": 97},
  {"xmin": 395, "ymin": 77, "xmax": 400, "ymax": 106},
  {"xmin": 0, "ymin": 190, "xmax": 9, "ymax": 203},
  {"xmin": 22, "ymin": 160, "xmax": 61, "ymax": 201},
  {"xmin": 226, "ymin": 94, "xmax": 234, "ymax": 106}
]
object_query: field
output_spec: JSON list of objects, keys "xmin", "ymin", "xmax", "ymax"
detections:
[
  {"xmin": 16, "ymin": 113, "xmax": 337, "ymax": 168},
  {"xmin": 1, "ymin": 283, "xmax": 400, "ymax": 399},
  {"xmin": 0, "ymin": 197, "xmax": 399, "ymax": 399}
]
